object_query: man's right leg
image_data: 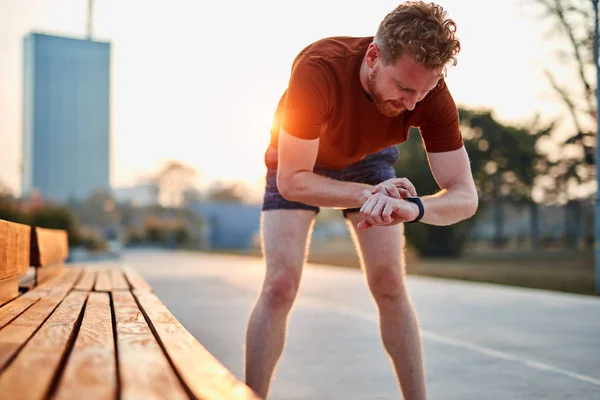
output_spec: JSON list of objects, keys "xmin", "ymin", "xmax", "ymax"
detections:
[{"xmin": 245, "ymin": 209, "xmax": 316, "ymax": 398}]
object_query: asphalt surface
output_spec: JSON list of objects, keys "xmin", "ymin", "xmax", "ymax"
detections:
[{"xmin": 120, "ymin": 249, "xmax": 600, "ymax": 400}]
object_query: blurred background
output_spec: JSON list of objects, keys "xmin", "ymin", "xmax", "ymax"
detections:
[{"xmin": 0, "ymin": 0, "xmax": 597, "ymax": 294}]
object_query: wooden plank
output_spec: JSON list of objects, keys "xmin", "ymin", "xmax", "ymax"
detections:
[
  {"xmin": 113, "ymin": 291, "xmax": 188, "ymax": 400},
  {"xmin": 35, "ymin": 263, "xmax": 65, "ymax": 285},
  {"xmin": 17, "ymin": 223, "xmax": 29, "ymax": 276},
  {"xmin": 0, "ymin": 276, "xmax": 20, "ymax": 307},
  {"xmin": 94, "ymin": 269, "xmax": 111, "ymax": 292},
  {"xmin": 0, "ymin": 221, "xmax": 6, "ymax": 278},
  {"xmin": 0, "ymin": 291, "xmax": 87, "ymax": 398},
  {"xmin": 111, "ymin": 268, "xmax": 129, "ymax": 291},
  {"xmin": 134, "ymin": 290, "xmax": 262, "ymax": 400},
  {"xmin": 0, "ymin": 268, "xmax": 78, "ymax": 367},
  {"xmin": 30, "ymin": 226, "xmax": 68, "ymax": 267},
  {"xmin": 33, "ymin": 268, "xmax": 81, "ymax": 295},
  {"xmin": 0, "ymin": 295, "xmax": 40, "ymax": 331},
  {"xmin": 0, "ymin": 295, "xmax": 68, "ymax": 371},
  {"xmin": 0, "ymin": 220, "xmax": 31, "ymax": 279},
  {"xmin": 124, "ymin": 268, "xmax": 152, "ymax": 292},
  {"xmin": 73, "ymin": 267, "xmax": 96, "ymax": 291},
  {"xmin": 53, "ymin": 292, "xmax": 116, "ymax": 400}
]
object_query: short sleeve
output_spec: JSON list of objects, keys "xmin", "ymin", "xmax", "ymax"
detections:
[
  {"xmin": 414, "ymin": 82, "xmax": 464, "ymax": 153},
  {"xmin": 280, "ymin": 56, "xmax": 331, "ymax": 140}
]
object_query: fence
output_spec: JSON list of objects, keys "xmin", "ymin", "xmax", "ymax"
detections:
[{"xmin": 469, "ymin": 199, "xmax": 594, "ymax": 249}]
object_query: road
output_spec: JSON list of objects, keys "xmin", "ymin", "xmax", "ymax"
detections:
[{"xmin": 121, "ymin": 249, "xmax": 600, "ymax": 400}]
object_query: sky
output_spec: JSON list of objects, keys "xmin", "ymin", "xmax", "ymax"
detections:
[{"xmin": 0, "ymin": 0, "xmax": 576, "ymax": 199}]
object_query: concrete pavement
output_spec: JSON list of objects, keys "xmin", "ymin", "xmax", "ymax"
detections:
[{"xmin": 121, "ymin": 249, "xmax": 600, "ymax": 400}]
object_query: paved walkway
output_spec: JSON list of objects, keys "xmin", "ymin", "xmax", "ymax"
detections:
[{"xmin": 121, "ymin": 249, "xmax": 600, "ymax": 400}]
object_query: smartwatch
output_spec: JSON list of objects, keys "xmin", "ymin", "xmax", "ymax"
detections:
[{"xmin": 404, "ymin": 197, "xmax": 424, "ymax": 223}]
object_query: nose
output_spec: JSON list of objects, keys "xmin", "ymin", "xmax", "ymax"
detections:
[{"xmin": 401, "ymin": 93, "xmax": 419, "ymax": 111}]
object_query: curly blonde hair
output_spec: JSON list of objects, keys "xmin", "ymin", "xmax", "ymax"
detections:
[{"xmin": 374, "ymin": 1, "xmax": 461, "ymax": 71}]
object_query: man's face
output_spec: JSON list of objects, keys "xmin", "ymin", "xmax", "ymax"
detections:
[{"xmin": 366, "ymin": 47, "xmax": 441, "ymax": 118}]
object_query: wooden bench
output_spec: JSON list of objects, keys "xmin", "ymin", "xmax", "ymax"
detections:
[{"xmin": 0, "ymin": 219, "xmax": 261, "ymax": 399}]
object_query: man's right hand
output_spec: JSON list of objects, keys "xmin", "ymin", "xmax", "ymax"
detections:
[
  {"xmin": 370, "ymin": 178, "xmax": 417, "ymax": 199},
  {"xmin": 357, "ymin": 191, "xmax": 421, "ymax": 230}
]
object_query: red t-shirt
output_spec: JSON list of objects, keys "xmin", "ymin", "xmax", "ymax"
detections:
[{"xmin": 265, "ymin": 36, "xmax": 463, "ymax": 170}]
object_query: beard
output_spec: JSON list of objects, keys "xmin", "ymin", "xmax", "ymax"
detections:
[{"xmin": 366, "ymin": 67, "xmax": 406, "ymax": 118}]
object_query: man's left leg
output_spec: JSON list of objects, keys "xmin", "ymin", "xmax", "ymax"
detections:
[{"xmin": 345, "ymin": 212, "xmax": 427, "ymax": 400}]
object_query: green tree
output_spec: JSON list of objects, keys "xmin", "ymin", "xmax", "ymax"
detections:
[
  {"xmin": 459, "ymin": 109, "xmax": 552, "ymax": 203},
  {"xmin": 206, "ymin": 182, "xmax": 248, "ymax": 203},
  {"xmin": 153, "ymin": 161, "xmax": 198, "ymax": 207},
  {"xmin": 525, "ymin": 0, "xmax": 598, "ymax": 202},
  {"xmin": 30, "ymin": 206, "xmax": 81, "ymax": 246},
  {"xmin": 396, "ymin": 108, "xmax": 551, "ymax": 256}
]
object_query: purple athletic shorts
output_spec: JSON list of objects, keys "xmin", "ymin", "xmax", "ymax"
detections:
[{"xmin": 261, "ymin": 145, "xmax": 400, "ymax": 217}]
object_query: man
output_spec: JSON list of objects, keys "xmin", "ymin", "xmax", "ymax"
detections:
[{"xmin": 245, "ymin": 2, "xmax": 479, "ymax": 399}]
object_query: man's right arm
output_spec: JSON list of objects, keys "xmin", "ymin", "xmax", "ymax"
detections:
[{"xmin": 276, "ymin": 128, "xmax": 374, "ymax": 209}]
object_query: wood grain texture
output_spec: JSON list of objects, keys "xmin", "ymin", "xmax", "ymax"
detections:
[
  {"xmin": 16, "ymin": 224, "xmax": 30, "ymax": 276},
  {"xmin": 0, "ymin": 295, "xmax": 39, "ymax": 331},
  {"xmin": 134, "ymin": 290, "xmax": 262, "ymax": 400},
  {"xmin": 124, "ymin": 268, "xmax": 152, "ymax": 292},
  {"xmin": 30, "ymin": 227, "xmax": 68, "ymax": 267},
  {"xmin": 94, "ymin": 269, "xmax": 112, "ymax": 292},
  {"xmin": 0, "ymin": 277, "xmax": 20, "ymax": 307},
  {"xmin": 54, "ymin": 292, "xmax": 116, "ymax": 400},
  {"xmin": 33, "ymin": 268, "xmax": 81, "ymax": 295},
  {"xmin": 113, "ymin": 291, "xmax": 188, "ymax": 400},
  {"xmin": 73, "ymin": 267, "xmax": 96, "ymax": 292},
  {"xmin": 0, "ymin": 295, "xmax": 67, "ymax": 371},
  {"xmin": 110, "ymin": 269, "xmax": 129, "ymax": 291},
  {"xmin": 0, "ymin": 222, "xmax": 5, "ymax": 277},
  {"xmin": 0, "ymin": 291, "xmax": 87, "ymax": 399},
  {"xmin": 35, "ymin": 263, "xmax": 64, "ymax": 286},
  {"xmin": 0, "ymin": 220, "xmax": 31, "ymax": 279}
]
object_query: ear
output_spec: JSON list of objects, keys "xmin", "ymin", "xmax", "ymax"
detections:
[{"xmin": 365, "ymin": 43, "xmax": 380, "ymax": 68}]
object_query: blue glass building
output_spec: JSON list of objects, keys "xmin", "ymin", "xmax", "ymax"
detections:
[{"xmin": 22, "ymin": 33, "xmax": 111, "ymax": 203}]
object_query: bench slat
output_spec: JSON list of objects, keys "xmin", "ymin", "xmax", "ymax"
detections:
[
  {"xmin": 0, "ymin": 268, "xmax": 81, "ymax": 368},
  {"xmin": 0, "ymin": 220, "xmax": 31, "ymax": 280},
  {"xmin": 94, "ymin": 269, "xmax": 112, "ymax": 292},
  {"xmin": 134, "ymin": 290, "xmax": 262, "ymax": 400},
  {"xmin": 124, "ymin": 268, "xmax": 152, "ymax": 292},
  {"xmin": 30, "ymin": 227, "xmax": 68, "ymax": 267},
  {"xmin": 0, "ymin": 295, "xmax": 39, "ymax": 331},
  {"xmin": 0, "ymin": 296, "xmax": 69, "ymax": 370},
  {"xmin": 0, "ymin": 291, "xmax": 87, "ymax": 398},
  {"xmin": 111, "ymin": 269, "xmax": 129, "ymax": 291},
  {"xmin": 0, "ymin": 276, "xmax": 20, "ymax": 307},
  {"xmin": 33, "ymin": 268, "xmax": 82, "ymax": 295},
  {"xmin": 36, "ymin": 263, "xmax": 65, "ymax": 285},
  {"xmin": 54, "ymin": 292, "xmax": 116, "ymax": 400},
  {"xmin": 113, "ymin": 291, "xmax": 189, "ymax": 400},
  {"xmin": 73, "ymin": 267, "xmax": 96, "ymax": 291}
]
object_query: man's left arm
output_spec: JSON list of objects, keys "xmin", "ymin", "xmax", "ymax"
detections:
[
  {"xmin": 357, "ymin": 146, "xmax": 478, "ymax": 229},
  {"xmin": 416, "ymin": 146, "xmax": 478, "ymax": 226}
]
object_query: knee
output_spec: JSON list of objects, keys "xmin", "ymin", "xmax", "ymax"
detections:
[
  {"xmin": 367, "ymin": 266, "xmax": 407, "ymax": 305},
  {"xmin": 261, "ymin": 269, "xmax": 301, "ymax": 311}
]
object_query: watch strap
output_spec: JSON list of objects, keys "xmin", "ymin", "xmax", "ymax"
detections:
[{"xmin": 404, "ymin": 197, "xmax": 424, "ymax": 223}]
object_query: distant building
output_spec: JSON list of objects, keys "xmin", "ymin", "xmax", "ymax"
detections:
[
  {"xmin": 188, "ymin": 202, "xmax": 261, "ymax": 249},
  {"xmin": 112, "ymin": 183, "xmax": 160, "ymax": 207},
  {"xmin": 22, "ymin": 32, "xmax": 111, "ymax": 203}
]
